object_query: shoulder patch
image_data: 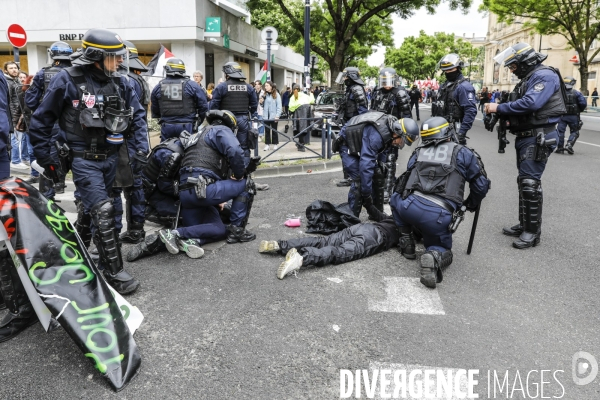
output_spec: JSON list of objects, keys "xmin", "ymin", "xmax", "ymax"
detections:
[
  {"xmin": 533, "ymin": 83, "xmax": 545, "ymax": 92},
  {"xmin": 468, "ymin": 92, "xmax": 474, "ymax": 100}
]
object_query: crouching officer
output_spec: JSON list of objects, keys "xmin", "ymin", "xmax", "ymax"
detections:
[
  {"xmin": 335, "ymin": 111, "xmax": 419, "ymax": 217},
  {"xmin": 209, "ymin": 62, "xmax": 257, "ymax": 164},
  {"xmin": 151, "ymin": 58, "xmax": 208, "ymax": 141},
  {"xmin": 391, "ymin": 117, "xmax": 490, "ymax": 289},
  {"xmin": 158, "ymin": 110, "xmax": 258, "ymax": 250},
  {"xmin": 556, "ymin": 76, "xmax": 587, "ymax": 154},
  {"xmin": 29, "ymin": 28, "xmax": 146, "ymax": 295},
  {"xmin": 432, "ymin": 54, "xmax": 477, "ymax": 145},
  {"xmin": 486, "ymin": 43, "xmax": 565, "ymax": 249}
]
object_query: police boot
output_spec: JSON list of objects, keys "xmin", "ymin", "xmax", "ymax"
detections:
[
  {"xmin": 565, "ymin": 141, "xmax": 575, "ymax": 154},
  {"xmin": 74, "ymin": 199, "xmax": 93, "ymax": 248},
  {"xmin": 555, "ymin": 147, "xmax": 565, "ymax": 154},
  {"xmin": 120, "ymin": 221, "xmax": 146, "ymax": 244},
  {"xmin": 126, "ymin": 232, "xmax": 166, "ymax": 262},
  {"xmin": 513, "ymin": 179, "xmax": 542, "ymax": 249},
  {"xmin": 226, "ymin": 225, "xmax": 256, "ymax": 244},
  {"xmin": 420, "ymin": 250, "xmax": 452, "ymax": 289},
  {"xmin": 503, "ymin": 177, "xmax": 524, "ymax": 237},
  {"xmin": 91, "ymin": 200, "xmax": 140, "ymax": 295},
  {"xmin": 0, "ymin": 250, "xmax": 38, "ymax": 343},
  {"xmin": 54, "ymin": 176, "xmax": 66, "ymax": 194},
  {"xmin": 0, "ymin": 292, "xmax": 5, "ymax": 310},
  {"xmin": 337, "ymin": 178, "xmax": 351, "ymax": 187},
  {"xmin": 398, "ymin": 226, "xmax": 416, "ymax": 260}
]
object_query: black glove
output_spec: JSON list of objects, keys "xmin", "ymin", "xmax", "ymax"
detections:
[
  {"xmin": 361, "ymin": 194, "xmax": 373, "ymax": 208},
  {"xmin": 245, "ymin": 156, "xmax": 262, "ymax": 175},
  {"xmin": 464, "ymin": 195, "xmax": 478, "ymax": 213},
  {"xmin": 43, "ymin": 163, "xmax": 60, "ymax": 184}
]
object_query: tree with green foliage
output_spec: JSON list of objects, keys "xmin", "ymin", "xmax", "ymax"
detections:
[
  {"xmin": 246, "ymin": 0, "xmax": 471, "ymax": 82},
  {"xmin": 350, "ymin": 60, "xmax": 380, "ymax": 82},
  {"xmin": 482, "ymin": 0, "xmax": 600, "ymax": 95},
  {"xmin": 384, "ymin": 30, "xmax": 475, "ymax": 83}
]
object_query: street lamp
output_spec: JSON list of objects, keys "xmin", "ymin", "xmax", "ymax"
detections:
[
  {"xmin": 310, "ymin": 54, "xmax": 317, "ymax": 78},
  {"xmin": 304, "ymin": 0, "xmax": 311, "ymax": 90}
]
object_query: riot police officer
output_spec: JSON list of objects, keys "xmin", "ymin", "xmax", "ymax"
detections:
[
  {"xmin": 431, "ymin": 54, "xmax": 477, "ymax": 145},
  {"xmin": 158, "ymin": 110, "xmax": 259, "ymax": 249},
  {"xmin": 370, "ymin": 67, "xmax": 413, "ymax": 202},
  {"xmin": 335, "ymin": 111, "xmax": 419, "ymax": 217},
  {"xmin": 114, "ymin": 40, "xmax": 151, "ymax": 244},
  {"xmin": 390, "ymin": 117, "xmax": 490, "ymax": 288},
  {"xmin": 25, "ymin": 41, "xmax": 73, "ymax": 195},
  {"xmin": 29, "ymin": 28, "xmax": 146, "ymax": 294},
  {"xmin": 150, "ymin": 58, "xmax": 208, "ymax": 140},
  {"xmin": 0, "ymin": 72, "xmax": 13, "ymax": 325},
  {"xmin": 485, "ymin": 43, "xmax": 565, "ymax": 249},
  {"xmin": 209, "ymin": 62, "xmax": 258, "ymax": 164},
  {"xmin": 556, "ymin": 76, "xmax": 587, "ymax": 154}
]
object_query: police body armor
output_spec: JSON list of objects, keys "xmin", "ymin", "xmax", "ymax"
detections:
[
  {"xmin": 43, "ymin": 66, "xmax": 62, "ymax": 94},
  {"xmin": 507, "ymin": 66, "xmax": 567, "ymax": 132},
  {"xmin": 220, "ymin": 79, "xmax": 250, "ymax": 114},
  {"xmin": 564, "ymin": 88, "xmax": 579, "ymax": 115},
  {"xmin": 432, "ymin": 79, "xmax": 465, "ymax": 122},
  {"xmin": 58, "ymin": 67, "xmax": 132, "ymax": 145},
  {"xmin": 403, "ymin": 142, "xmax": 466, "ymax": 204},
  {"xmin": 371, "ymin": 87, "xmax": 411, "ymax": 117},
  {"xmin": 128, "ymin": 72, "xmax": 151, "ymax": 106},
  {"xmin": 344, "ymin": 84, "xmax": 367, "ymax": 120},
  {"xmin": 158, "ymin": 78, "xmax": 196, "ymax": 117},
  {"xmin": 181, "ymin": 131, "xmax": 229, "ymax": 179},
  {"xmin": 141, "ymin": 137, "xmax": 184, "ymax": 196},
  {"xmin": 344, "ymin": 111, "xmax": 392, "ymax": 155}
]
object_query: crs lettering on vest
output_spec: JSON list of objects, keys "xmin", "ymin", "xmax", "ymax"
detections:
[
  {"xmin": 417, "ymin": 142, "xmax": 456, "ymax": 164},
  {"xmin": 161, "ymin": 82, "xmax": 183, "ymax": 100},
  {"xmin": 228, "ymin": 85, "xmax": 247, "ymax": 92}
]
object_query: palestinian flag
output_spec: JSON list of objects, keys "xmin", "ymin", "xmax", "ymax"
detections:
[
  {"xmin": 142, "ymin": 44, "xmax": 175, "ymax": 77},
  {"xmin": 255, "ymin": 59, "xmax": 269, "ymax": 84}
]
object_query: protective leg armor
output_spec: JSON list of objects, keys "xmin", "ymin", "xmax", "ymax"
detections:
[
  {"xmin": 91, "ymin": 200, "xmax": 139, "ymax": 294},
  {"xmin": 566, "ymin": 132, "xmax": 579, "ymax": 154},
  {"xmin": 503, "ymin": 177, "xmax": 524, "ymax": 237},
  {"xmin": 227, "ymin": 181, "xmax": 256, "ymax": 244},
  {"xmin": 420, "ymin": 249, "xmax": 453, "ymax": 289},
  {"xmin": 350, "ymin": 179, "xmax": 363, "ymax": 217},
  {"xmin": 372, "ymin": 164, "xmax": 386, "ymax": 213},
  {"xmin": 119, "ymin": 188, "xmax": 146, "ymax": 244},
  {"xmin": 398, "ymin": 226, "xmax": 416, "ymax": 259},
  {"xmin": 74, "ymin": 199, "xmax": 93, "ymax": 248},
  {"xmin": 513, "ymin": 178, "xmax": 542, "ymax": 249},
  {"xmin": 383, "ymin": 153, "xmax": 397, "ymax": 204}
]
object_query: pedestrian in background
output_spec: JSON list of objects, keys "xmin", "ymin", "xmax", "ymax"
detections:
[
  {"xmin": 408, "ymin": 84, "xmax": 422, "ymax": 121},
  {"xmin": 207, "ymin": 82, "xmax": 215, "ymax": 100},
  {"xmin": 479, "ymin": 86, "xmax": 489, "ymax": 117},
  {"xmin": 255, "ymin": 80, "xmax": 265, "ymax": 139},
  {"xmin": 193, "ymin": 71, "xmax": 209, "ymax": 99},
  {"xmin": 16, "ymin": 74, "xmax": 39, "ymax": 183},
  {"xmin": 592, "ymin": 88, "xmax": 598, "ymax": 107},
  {"xmin": 281, "ymin": 86, "xmax": 291, "ymax": 117},
  {"xmin": 4, "ymin": 61, "xmax": 28, "ymax": 171},
  {"xmin": 262, "ymin": 81, "xmax": 282, "ymax": 151}
]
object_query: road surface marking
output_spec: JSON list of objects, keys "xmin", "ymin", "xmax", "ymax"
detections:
[{"xmin": 368, "ymin": 277, "xmax": 445, "ymax": 315}]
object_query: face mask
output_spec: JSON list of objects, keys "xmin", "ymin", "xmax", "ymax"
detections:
[{"xmin": 445, "ymin": 70, "xmax": 460, "ymax": 82}]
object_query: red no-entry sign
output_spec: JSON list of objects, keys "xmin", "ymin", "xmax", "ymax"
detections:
[{"xmin": 6, "ymin": 24, "xmax": 27, "ymax": 48}]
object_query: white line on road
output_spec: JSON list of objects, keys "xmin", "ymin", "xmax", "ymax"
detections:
[
  {"xmin": 368, "ymin": 277, "xmax": 445, "ymax": 315},
  {"xmin": 578, "ymin": 141, "xmax": 600, "ymax": 148}
]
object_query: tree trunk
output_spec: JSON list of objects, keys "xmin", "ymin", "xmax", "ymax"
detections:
[{"xmin": 578, "ymin": 62, "xmax": 590, "ymax": 97}]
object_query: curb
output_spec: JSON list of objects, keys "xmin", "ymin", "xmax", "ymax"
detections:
[{"xmin": 253, "ymin": 159, "xmax": 343, "ymax": 177}]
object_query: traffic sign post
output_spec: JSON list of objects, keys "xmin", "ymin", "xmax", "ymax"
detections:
[{"xmin": 6, "ymin": 24, "xmax": 27, "ymax": 66}]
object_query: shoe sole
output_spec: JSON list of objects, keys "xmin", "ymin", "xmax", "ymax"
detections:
[
  {"xmin": 502, "ymin": 229, "xmax": 522, "ymax": 237},
  {"xmin": 0, "ymin": 318, "xmax": 40, "ymax": 344},
  {"xmin": 259, "ymin": 241, "xmax": 279, "ymax": 253},
  {"xmin": 512, "ymin": 237, "xmax": 541, "ymax": 249},
  {"xmin": 116, "ymin": 281, "xmax": 140, "ymax": 295},
  {"xmin": 402, "ymin": 252, "xmax": 416, "ymax": 260},
  {"xmin": 159, "ymin": 231, "xmax": 179, "ymax": 254},
  {"xmin": 120, "ymin": 236, "xmax": 145, "ymax": 244},
  {"xmin": 419, "ymin": 253, "xmax": 437, "ymax": 289},
  {"xmin": 277, "ymin": 248, "xmax": 302, "ymax": 280},
  {"xmin": 178, "ymin": 242, "xmax": 204, "ymax": 259}
]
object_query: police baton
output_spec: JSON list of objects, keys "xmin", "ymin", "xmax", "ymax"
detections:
[{"xmin": 466, "ymin": 204, "xmax": 480, "ymax": 255}]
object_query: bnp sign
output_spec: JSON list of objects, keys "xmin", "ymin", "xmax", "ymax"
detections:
[{"xmin": 205, "ymin": 17, "xmax": 221, "ymax": 37}]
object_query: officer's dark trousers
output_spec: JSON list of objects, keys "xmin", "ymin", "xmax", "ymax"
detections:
[
  {"xmin": 514, "ymin": 132, "xmax": 557, "ymax": 180},
  {"xmin": 179, "ymin": 178, "xmax": 250, "ymax": 227},
  {"xmin": 234, "ymin": 114, "xmax": 251, "ymax": 166},
  {"xmin": 410, "ymin": 101, "xmax": 420, "ymax": 120},
  {"xmin": 176, "ymin": 205, "xmax": 227, "ymax": 245},
  {"xmin": 113, "ymin": 176, "xmax": 145, "ymax": 232},
  {"xmin": 160, "ymin": 122, "xmax": 193, "ymax": 141},
  {"xmin": 339, "ymin": 145, "xmax": 362, "ymax": 213},
  {"xmin": 279, "ymin": 223, "xmax": 387, "ymax": 267},
  {"xmin": 390, "ymin": 193, "xmax": 453, "ymax": 253},
  {"xmin": 557, "ymin": 115, "xmax": 580, "ymax": 148}
]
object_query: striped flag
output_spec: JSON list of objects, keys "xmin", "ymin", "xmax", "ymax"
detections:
[
  {"xmin": 143, "ymin": 44, "xmax": 175, "ymax": 77},
  {"xmin": 255, "ymin": 59, "xmax": 269, "ymax": 84}
]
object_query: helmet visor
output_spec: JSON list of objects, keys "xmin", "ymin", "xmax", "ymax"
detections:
[
  {"xmin": 379, "ymin": 73, "xmax": 396, "ymax": 87},
  {"xmin": 439, "ymin": 54, "xmax": 460, "ymax": 70},
  {"xmin": 494, "ymin": 47, "xmax": 521, "ymax": 66},
  {"xmin": 335, "ymin": 72, "xmax": 346, "ymax": 85},
  {"xmin": 102, "ymin": 52, "xmax": 126, "ymax": 77}
]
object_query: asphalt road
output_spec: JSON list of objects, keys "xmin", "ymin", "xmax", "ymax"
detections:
[{"xmin": 1, "ymin": 107, "xmax": 599, "ymax": 399}]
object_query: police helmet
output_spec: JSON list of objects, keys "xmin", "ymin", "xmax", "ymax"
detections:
[
  {"xmin": 78, "ymin": 28, "xmax": 127, "ymax": 64},
  {"xmin": 206, "ymin": 110, "xmax": 238, "ymax": 132},
  {"xmin": 335, "ymin": 67, "xmax": 365, "ymax": 86},
  {"xmin": 493, "ymin": 42, "xmax": 545, "ymax": 78},
  {"xmin": 223, "ymin": 62, "xmax": 246, "ymax": 80},
  {"xmin": 563, "ymin": 76, "xmax": 576, "ymax": 89},
  {"xmin": 438, "ymin": 54, "xmax": 464, "ymax": 71},
  {"xmin": 164, "ymin": 58, "xmax": 186, "ymax": 77},
  {"xmin": 70, "ymin": 48, "xmax": 83, "ymax": 62},
  {"xmin": 48, "ymin": 41, "xmax": 73, "ymax": 61},
  {"xmin": 420, "ymin": 117, "xmax": 453, "ymax": 145},
  {"xmin": 123, "ymin": 40, "xmax": 148, "ymax": 72},
  {"xmin": 379, "ymin": 67, "xmax": 397, "ymax": 88},
  {"xmin": 392, "ymin": 117, "xmax": 420, "ymax": 147}
]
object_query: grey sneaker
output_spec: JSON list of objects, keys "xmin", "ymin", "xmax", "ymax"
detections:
[
  {"xmin": 177, "ymin": 238, "xmax": 205, "ymax": 259},
  {"xmin": 277, "ymin": 248, "xmax": 303, "ymax": 280},
  {"xmin": 259, "ymin": 240, "xmax": 280, "ymax": 253},
  {"xmin": 159, "ymin": 229, "xmax": 179, "ymax": 254}
]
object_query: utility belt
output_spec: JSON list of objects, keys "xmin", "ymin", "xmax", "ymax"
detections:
[
  {"xmin": 70, "ymin": 145, "xmax": 119, "ymax": 161},
  {"xmin": 511, "ymin": 125, "xmax": 556, "ymax": 138},
  {"xmin": 412, "ymin": 190, "xmax": 454, "ymax": 213},
  {"xmin": 179, "ymin": 175, "xmax": 215, "ymax": 199}
]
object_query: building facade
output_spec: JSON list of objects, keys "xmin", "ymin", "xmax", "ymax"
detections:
[{"xmin": 0, "ymin": 0, "xmax": 305, "ymax": 90}]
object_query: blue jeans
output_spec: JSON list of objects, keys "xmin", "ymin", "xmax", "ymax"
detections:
[
  {"xmin": 24, "ymin": 133, "xmax": 38, "ymax": 176},
  {"xmin": 10, "ymin": 131, "xmax": 28, "ymax": 164}
]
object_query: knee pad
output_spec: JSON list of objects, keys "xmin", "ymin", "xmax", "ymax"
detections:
[
  {"xmin": 520, "ymin": 178, "xmax": 541, "ymax": 201},
  {"xmin": 91, "ymin": 199, "xmax": 116, "ymax": 230}
]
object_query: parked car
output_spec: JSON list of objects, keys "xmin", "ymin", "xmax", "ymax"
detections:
[{"xmin": 311, "ymin": 90, "xmax": 344, "ymax": 137}]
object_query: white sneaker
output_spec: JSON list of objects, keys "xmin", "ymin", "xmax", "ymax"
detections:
[
  {"xmin": 273, "ymin": 145, "xmax": 278, "ymax": 150},
  {"xmin": 177, "ymin": 238, "xmax": 205, "ymax": 259},
  {"xmin": 259, "ymin": 240, "xmax": 280, "ymax": 253},
  {"xmin": 264, "ymin": 145, "xmax": 270, "ymax": 151},
  {"xmin": 277, "ymin": 248, "xmax": 303, "ymax": 280},
  {"xmin": 11, "ymin": 162, "xmax": 29, "ymax": 171}
]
